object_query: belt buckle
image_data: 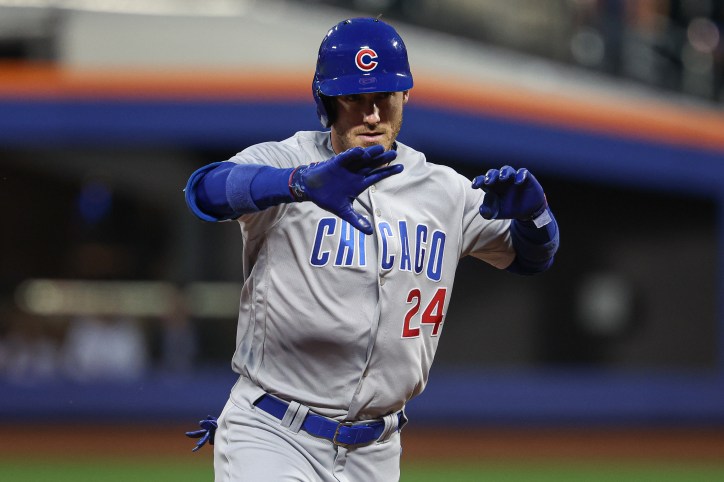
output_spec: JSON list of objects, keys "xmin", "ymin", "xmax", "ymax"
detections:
[{"xmin": 332, "ymin": 421, "xmax": 355, "ymax": 448}]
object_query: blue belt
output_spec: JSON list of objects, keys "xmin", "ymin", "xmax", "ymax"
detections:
[{"xmin": 254, "ymin": 394, "xmax": 403, "ymax": 448}]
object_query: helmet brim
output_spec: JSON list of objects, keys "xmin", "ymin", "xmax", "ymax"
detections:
[{"xmin": 318, "ymin": 74, "xmax": 413, "ymax": 97}]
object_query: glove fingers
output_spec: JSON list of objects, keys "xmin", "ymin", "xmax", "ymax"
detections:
[
  {"xmin": 475, "ymin": 169, "xmax": 499, "ymax": 193},
  {"xmin": 476, "ymin": 166, "xmax": 517, "ymax": 195},
  {"xmin": 355, "ymin": 150, "xmax": 397, "ymax": 173},
  {"xmin": 187, "ymin": 415, "xmax": 217, "ymax": 452},
  {"xmin": 191, "ymin": 432, "xmax": 210, "ymax": 452},
  {"xmin": 497, "ymin": 166, "xmax": 517, "ymax": 184},
  {"xmin": 479, "ymin": 192, "xmax": 499, "ymax": 219},
  {"xmin": 334, "ymin": 147, "xmax": 366, "ymax": 167},
  {"xmin": 345, "ymin": 145, "xmax": 385, "ymax": 170},
  {"xmin": 473, "ymin": 165, "xmax": 547, "ymax": 221},
  {"xmin": 363, "ymin": 144, "xmax": 385, "ymax": 158},
  {"xmin": 471, "ymin": 174, "xmax": 486, "ymax": 190},
  {"xmin": 484, "ymin": 169, "xmax": 499, "ymax": 185},
  {"xmin": 337, "ymin": 205, "xmax": 373, "ymax": 235},
  {"xmin": 363, "ymin": 164, "xmax": 403, "ymax": 186},
  {"xmin": 514, "ymin": 168, "xmax": 529, "ymax": 185},
  {"xmin": 371, "ymin": 149, "xmax": 398, "ymax": 167}
]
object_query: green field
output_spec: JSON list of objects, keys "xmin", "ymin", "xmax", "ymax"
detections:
[{"xmin": 1, "ymin": 459, "xmax": 723, "ymax": 481}]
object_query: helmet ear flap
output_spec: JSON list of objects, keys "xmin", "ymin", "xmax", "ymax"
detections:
[
  {"xmin": 321, "ymin": 94, "xmax": 337, "ymax": 128},
  {"xmin": 313, "ymin": 80, "xmax": 336, "ymax": 128}
]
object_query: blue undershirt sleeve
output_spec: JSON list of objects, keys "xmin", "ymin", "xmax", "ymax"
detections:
[
  {"xmin": 505, "ymin": 207, "xmax": 560, "ymax": 275},
  {"xmin": 184, "ymin": 162, "xmax": 295, "ymax": 221}
]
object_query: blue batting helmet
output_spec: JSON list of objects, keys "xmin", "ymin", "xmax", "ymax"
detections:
[{"xmin": 313, "ymin": 18, "xmax": 414, "ymax": 127}]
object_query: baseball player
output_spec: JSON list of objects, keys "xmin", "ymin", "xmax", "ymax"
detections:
[{"xmin": 184, "ymin": 17, "xmax": 559, "ymax": 482}]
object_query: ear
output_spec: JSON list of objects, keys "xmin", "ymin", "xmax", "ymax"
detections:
[
  {"xmin": 402, "ymin": 90, "xmax": 410, "ymax": 104},
  {"xmin": 322, "ymin": 95, "xmax": 337, "ymax": 127}
]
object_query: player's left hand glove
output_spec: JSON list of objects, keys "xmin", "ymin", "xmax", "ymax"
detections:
[
  {"xmin": 472, "ymin": 166, "xmax": 548, "ymax": 223},
  {"xmin": 288, "ymin": 144, "xmax": 402, "ymax": 235},
  {"xmin": 185, "ymin": 415, "xmax": 218, "ymax": 452}
]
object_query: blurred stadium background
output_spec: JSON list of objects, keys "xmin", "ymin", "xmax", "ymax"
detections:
[{"xmin": 1, "ymin": 0, "xmax": 724, "ymax": 480}]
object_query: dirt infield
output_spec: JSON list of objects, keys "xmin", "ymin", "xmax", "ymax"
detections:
[
  {"xmin": 402, "ymin": 426, "xmax": 724, "ymax": 462},
  {"xmin": 2, "ymin": 424, "xmax": 723, "ymax": 462}
]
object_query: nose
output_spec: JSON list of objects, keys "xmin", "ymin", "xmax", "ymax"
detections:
[{"xmin": 363, "ymin": 102, "xmax": 380, "ymax": 126}]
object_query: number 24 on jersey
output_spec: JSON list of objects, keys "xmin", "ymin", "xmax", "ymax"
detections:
[{"xmin": 402, "ymin": 287, "xmax": 446, "ymax": 338}]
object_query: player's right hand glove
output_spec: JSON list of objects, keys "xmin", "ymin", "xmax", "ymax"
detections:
[
  {"xmin": 185, "ymin": 415, "xmax": 218, "ymax": 452},
  {"xmin": 288, "ymin": 145, "xmax": 402, "ymax": 235}
]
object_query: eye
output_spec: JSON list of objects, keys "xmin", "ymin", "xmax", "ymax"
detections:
[{"xmin": 343, "ymin": 95, "xmax": 362, "ymax": 103}]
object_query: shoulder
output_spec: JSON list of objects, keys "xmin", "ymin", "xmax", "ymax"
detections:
[
  {"xmin": 289, "ymin": 131, "xmax": 334, "ymax": 162},
  {"xmin": 228, "ymin": 131, "xmax": 329, "ymax": 168},
  {"xmin": 395, "ymin": 140, "xmax": 468, "ymax": 183}
]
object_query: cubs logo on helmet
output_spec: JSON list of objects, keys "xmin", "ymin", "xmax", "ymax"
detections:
[{"xmin": 355, "ymin": 48, "xmax": 378, "ymax": 72}]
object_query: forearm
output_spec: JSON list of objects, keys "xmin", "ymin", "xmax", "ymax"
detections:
[
  {"xmin": 184, "ymin": 162, "xmax": 294, "ymax": 221},
  {"xmin": 505, "ymin": 207, "xmax": 559, "ymax": 275}
]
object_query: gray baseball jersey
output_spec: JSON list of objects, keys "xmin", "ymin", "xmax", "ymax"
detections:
[{"xmin": 227, "ymin": 130, "xmax": 513, "ymax": 422}]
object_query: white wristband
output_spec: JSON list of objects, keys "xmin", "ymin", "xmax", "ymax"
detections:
[{"xmin": 532, "ymin": 208, "xmax": 552, "ymax": 228}]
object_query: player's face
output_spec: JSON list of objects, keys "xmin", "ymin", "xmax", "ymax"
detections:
[{"xmin": 330, "ymin": 91, "xmax": 409, "ymax": 153}]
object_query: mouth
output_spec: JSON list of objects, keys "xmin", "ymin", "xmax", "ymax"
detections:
[{"xmin": 357, "ymin": 132, "xmax": 385, "ymax": 143}]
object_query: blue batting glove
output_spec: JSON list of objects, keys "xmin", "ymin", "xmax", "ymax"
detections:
[
  {"xmin": 185, "ymin": 415, "xmax": 218, "ymax": 452},
  {"xmin": 472, "ymin": 166, "xmax": 547, "ymax": 221},
  {"xmin": 289, "ymin": 145, "xmax": 402, "ymax": 235}
]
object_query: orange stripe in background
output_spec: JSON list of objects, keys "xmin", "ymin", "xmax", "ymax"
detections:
[
  {"xmin": 0, "ymin": 65, "xmax": 311, "ymax": 100},
  {"xmin": 1, "ymin": 63, "xmax": 723, "ymax": 153},
  {"xmin": 413, "ymin": 76, "xmax": 724, "ymax": 154},
  {"xmin": 0, "ymin": 63, "xmax": 309, "ymax": 100}
]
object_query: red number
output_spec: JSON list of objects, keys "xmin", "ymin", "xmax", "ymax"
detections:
[
  {"xmin": 402, "ymin": 288, "xmax": 446, "ymax": 338},
  {"xmin": 402, "ymin": 289, "xmax": 421, "ymax": 338},
  {"xmin": 421, "ymin": 288, "xmax": 446, "ymax": 336}
]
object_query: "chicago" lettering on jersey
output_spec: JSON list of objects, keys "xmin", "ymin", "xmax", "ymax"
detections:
[{"xmin": 309, "ymin": 218, "xmax": 446, "ymax": 282}]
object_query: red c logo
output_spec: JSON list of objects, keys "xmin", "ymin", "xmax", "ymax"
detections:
[{"xmin": 355, "ymin": 47, "xmax": 378, "ymax": 72}]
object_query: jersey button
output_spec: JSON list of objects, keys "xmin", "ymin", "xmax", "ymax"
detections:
[
  {"xmin": 375, "ymin": 209, "xmax": 382, "ymax": 217},
  {"xmin": 370, "ymin": 186, "xmax": 376, "ymax": 193},
  {"xmin": 379, "ymin": 278, "xmax": 386, "ymax": 286}
]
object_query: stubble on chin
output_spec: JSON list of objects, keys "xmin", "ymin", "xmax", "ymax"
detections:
[
  {"xmin": 333, "ymin": 131, "xmax": 385, "ymax": 152},
  {"xmin": 336, "ymin": 127, "xmax": 401, "ymax": 153},
  {"xmin": 332, "ymin": 112, "xmax": 403, "ymax": 153}
]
